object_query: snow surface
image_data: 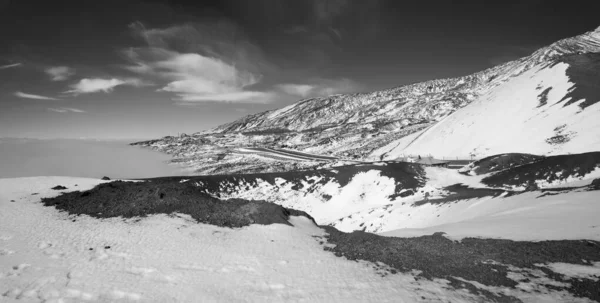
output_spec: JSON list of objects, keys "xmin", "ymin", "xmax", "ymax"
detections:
[
  {"xmin": 423, "ymin": 166, "xmax": 489, "ymax": 189},
  {"xmin": 2, "ymin": 177, "xmax": 600, "ymax": 302},
  {"xmin": 209, "ymin": 165, "xmax": 600, "ymax": 239},
  {"xmin": 212, "ymin": 170, "xmax": 401, "ymax": 224},
  {"xmin": 211, "ymin": 167, "xmax": 490, "ymax": 232},
  {"xmin": 0, "ymin": 176, "xmax": 485, "ymax": 302},
  {"xmin": 379, "ymin": 190, "xmax": 600, "ymax": 241},
  {"xmin": 536, "ymin": 262, "xmax": 600, "ymax": 282},
  {"xmin": 373, "ymin": 63, "xmax": 600, "ymax": 159}
]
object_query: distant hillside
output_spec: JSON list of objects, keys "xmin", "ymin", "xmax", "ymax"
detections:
[{"xmin": 134, "ymin": 26, "xmax": 600, "ymax": 175}]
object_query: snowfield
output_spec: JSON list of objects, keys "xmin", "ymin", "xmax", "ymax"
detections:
[
  {"xmin": 373, "ymin": 62, "xmax": 600, "ymax": 159},
  {"xmin": 379, "ymin": 190, "xmax": 600, "ymax": 241},
  {"xmin": 2, "ymin": 176, "xmax": 600, "ymax": 302},
  {"xmin": 0, "ymin": 177, "xmax": 484, "ymax": 302}
]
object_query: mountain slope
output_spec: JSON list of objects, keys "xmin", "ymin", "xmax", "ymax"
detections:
[
  {"xmin": 134, "ymin": 26, "xmax": 600, "ymax": 174},
  {"xmin": 372, "ymin": 52, "xmax": 600, "ymax": 159},
  {"xmin": 215, "ymin": 27, "xmax": 600, "ymax": 156}
]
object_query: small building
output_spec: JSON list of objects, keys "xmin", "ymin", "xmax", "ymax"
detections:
[{"xmin": 415, "ymin": 157, "xmax": 450, "ymax": 168}]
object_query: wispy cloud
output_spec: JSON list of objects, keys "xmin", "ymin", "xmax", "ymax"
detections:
[
  {"xmin": 47, "ymin": 107, "xmax": 86, "ymax": 113},
  {"xmin": 277, "ymin": 78, "xmax": 361, "ymax": 98},
  {"xmin": 0, "ymin": 63, "xmax": 22, "ymax": 69},
  {"xmin": 277, "ymin": 84, "xmax": 315, "ymax": 97},
  {"xmin": 66, "ymin": 77, "xmax": 147, "ymax": 94},
  {"xmin": 45, "ymin": 66, "xmax": 75, "ymax": 81},
  {"xmin": 176, "ymin": 91, "xmax": 275, "ymax": 103},
  {"xmin": 125, "ymin": 22, "xmax": 272, "ymax": 103},
  {"xmin": 14, "ymin": 91, "xmax": 60, "ymax": 100}
]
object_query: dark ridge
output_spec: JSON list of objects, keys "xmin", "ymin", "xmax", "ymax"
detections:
[
  {"xmin": 163, "ymin": 162, "xmax": 425, "ymax": 200},
  {"xmin": 555, "ymin": 52, "xmax": 600, "ymax": 109},
  {"xmin": 41, "ymin": 180, "xmax": 316, "ymax": 228},
  {"xmin": 241, "ymin": 128, "xmax": 294, "ymax": 135},
  {"xmin": 322, "ymin": 227, "xmax": 600, "ymax": 302},
  {"xmin": 461, "ymin": 153, "xmax": 544, "ymax": 175},
  {"xmin": 244, "ymin": 147, "xmax": 338, "ymax": 161},
  {"xmin": 413, "ymin": 183, "xmax": 514, "ymax": 206},
  {"xmin": 482, "ymin": 152, "xmax": 600, "ymax": 188},
  {"xmin": 51, "ymin": 185, "xmax": 68, "ymax": 190}
]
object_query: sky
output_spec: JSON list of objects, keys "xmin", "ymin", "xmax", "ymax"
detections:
[{"xmin": 1, "ymin": 0, "xmax": 599, "ymax": 140}]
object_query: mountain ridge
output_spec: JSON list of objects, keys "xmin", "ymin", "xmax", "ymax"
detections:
[
  {"xmin": 212, "ymin": 26, "xmax": 600, "ymax": 133},
  {"xmin": 133, "ymin": 26, "xmax": 600, "ymax": 174}
]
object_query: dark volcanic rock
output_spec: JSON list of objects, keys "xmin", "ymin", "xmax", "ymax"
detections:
[
  {"xmin": 51, "ymin": 185, "xmax": 67, "ymax": 190},
  {"xmin": 482, "ymin": 152, "xmax": 600, "ymax": 189},
  {"xmin": 189, "ymin": 162, "xmax": 425, "ymax": 201},
  {"xmin": 101, "ymin": 176, "xmax": 111, "ymax": 180},
  {"xmin": 591, "ymin": 178, "xmax": 600, "ymax": 190},
  {"xmin": 413, "ymin": 183, "xmax": 514, "ymax": 206},
  {"xmin": 461, "ymin": 153, "xmax": 544, "ymax": 175},
  {"xmin": 322, "ymin": 227, "xmax": 600, "ymax": 302},
  {"xmin": 41, "ymin": 179, "xmax": 315, "ymax": 228},
  {"xmin": 525, "ymin": 183, "xmax": 539, "ymax": 191}
]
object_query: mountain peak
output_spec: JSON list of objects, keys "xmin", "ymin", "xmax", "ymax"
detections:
[{"xmin": 527, "ymin": 26, "xmax": 600, "ymax": 63}]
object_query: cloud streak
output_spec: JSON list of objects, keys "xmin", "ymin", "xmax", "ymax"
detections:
[
  {"xmin": 14, "ymin": 91, "xmax": 60, "ymax": 100},
  {"xmin": 176, "ymin": 91, "xmax": 275, "ymax": 103},
  {"xmin": 277, "ymin": 78, "xmax": 360, "ymax": 98},
  {"xmin": 45, "ymin": 66, "xmax": 75, "ymax": 81},
  {"xmin": 277, "ymin": 84, "xmax": 315, "ymax": 97},
  {"xmin": 0, "ymin": 63, "xmax": 22, "ymax": 69},
  {"xmin": 67, "ymin": 78, "xmax": 147, "ymax": 94},
  {"xmin": 47, "ymin": 107, "xmax": 86, "ymax": 113}
]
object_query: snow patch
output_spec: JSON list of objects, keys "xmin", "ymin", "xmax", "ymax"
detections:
[
  {"xmin": 380, "ymin": 190, "xmax": 600, "ymax": 241},
  {"xmin": 536, "ymin": 262, "xmax": 600, "ymax": 281}
]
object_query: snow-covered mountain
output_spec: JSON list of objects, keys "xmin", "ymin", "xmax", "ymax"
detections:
[{"xmin": 134, "ymin": 26, "xmax": 600, "ymax": 174}]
